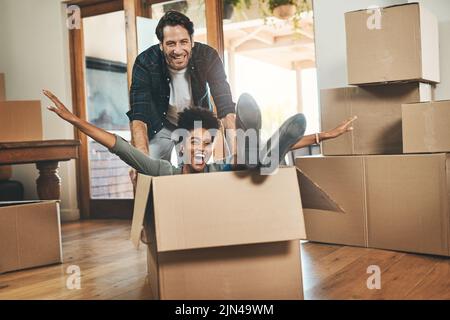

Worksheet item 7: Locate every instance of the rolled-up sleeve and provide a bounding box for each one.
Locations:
[206,49,236,119]
[127,55,153,124]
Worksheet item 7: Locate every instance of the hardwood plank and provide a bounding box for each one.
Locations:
[305,248,405,300]
[1,220,450,300]
[405,260,450,300]
[302,245,371,292]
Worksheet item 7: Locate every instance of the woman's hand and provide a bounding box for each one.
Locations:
[43,89,77,123]
[324,116,357,139]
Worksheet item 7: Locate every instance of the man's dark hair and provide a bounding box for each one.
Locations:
[155,10,194,42]
[178,108,220,132]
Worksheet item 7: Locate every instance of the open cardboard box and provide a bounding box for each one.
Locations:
[0,200,63,274]
[130,167,343,300]
[345,3,440,85]
[296,155,450,256]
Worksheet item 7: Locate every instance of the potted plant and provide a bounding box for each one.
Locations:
[268,0,297,20]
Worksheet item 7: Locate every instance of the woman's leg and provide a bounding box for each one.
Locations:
[234,93,262,169]
[259,113,307,174]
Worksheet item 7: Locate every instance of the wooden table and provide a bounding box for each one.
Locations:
[0,140,80,200]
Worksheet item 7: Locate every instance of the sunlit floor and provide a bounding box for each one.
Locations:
[0,220,449,300]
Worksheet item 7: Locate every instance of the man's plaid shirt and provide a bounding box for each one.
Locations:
[127,42,236,138]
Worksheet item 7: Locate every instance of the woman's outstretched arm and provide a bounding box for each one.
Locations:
[290,115,357,150]
[43,89,116,149]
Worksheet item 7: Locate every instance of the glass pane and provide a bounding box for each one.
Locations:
[151,0,206,44]
[83,11,133,199]
[222,0,318,140]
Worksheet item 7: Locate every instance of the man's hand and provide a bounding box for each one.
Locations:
[324,116,357,139]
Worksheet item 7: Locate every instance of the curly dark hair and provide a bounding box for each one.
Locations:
[155,10,194,42]
[177,108,220,132]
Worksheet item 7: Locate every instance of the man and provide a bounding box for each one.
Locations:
[43,90,356,176]
[127,11,237,180]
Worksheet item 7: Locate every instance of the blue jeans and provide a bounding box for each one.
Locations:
[235,93,307,173]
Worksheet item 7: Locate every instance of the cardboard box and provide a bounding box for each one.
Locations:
[321,83,431,155]
[402,100,450,153]
[0,73,5,101]
[0,101,43,142]
[345,3,440,85]
[0,200,63,274]
[131,167,343,300]
[296,155,450,256]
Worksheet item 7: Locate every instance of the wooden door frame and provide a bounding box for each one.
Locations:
[67,0,224,219]
[67,0,148,219]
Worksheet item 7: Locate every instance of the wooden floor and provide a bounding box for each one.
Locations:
[0,220,449,300]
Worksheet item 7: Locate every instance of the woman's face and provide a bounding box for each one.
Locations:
[183,128,214,173]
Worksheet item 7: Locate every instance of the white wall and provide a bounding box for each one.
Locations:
[411,0,450,101]
[0,0,79,221]
[312,0,406,90]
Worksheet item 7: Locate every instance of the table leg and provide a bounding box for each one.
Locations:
[36,161,61,200]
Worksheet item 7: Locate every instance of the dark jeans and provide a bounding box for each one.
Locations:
[235,93,307,174]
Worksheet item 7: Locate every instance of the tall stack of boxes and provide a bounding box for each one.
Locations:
[296,3,450,256]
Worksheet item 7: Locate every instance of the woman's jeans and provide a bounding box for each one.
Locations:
[235,93,307,174]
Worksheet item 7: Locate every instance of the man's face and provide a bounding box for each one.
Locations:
[184,128,214,173]
[160,25,193,70]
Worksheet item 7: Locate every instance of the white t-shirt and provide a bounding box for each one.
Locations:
[166,67,193,125]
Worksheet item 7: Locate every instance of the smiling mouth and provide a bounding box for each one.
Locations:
[172,55,186,61]
[194,152,205,164]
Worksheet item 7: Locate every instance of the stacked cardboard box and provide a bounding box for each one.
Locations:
[131,167,343,299]
[0,74,59,274]
[296,3,449,256]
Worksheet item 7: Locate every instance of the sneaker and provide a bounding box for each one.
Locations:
[259,113,307,174]
[235,93,262,169]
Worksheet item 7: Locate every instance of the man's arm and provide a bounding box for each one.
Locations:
[130,120,149,155]
[128,54,156,156]
[290,116,357,150]
[206,48,237,155]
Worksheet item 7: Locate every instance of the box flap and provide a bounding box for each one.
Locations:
[130,174,153,249]
[296,168,345,213]
[0,200,58,208]
[152,167,305,252]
